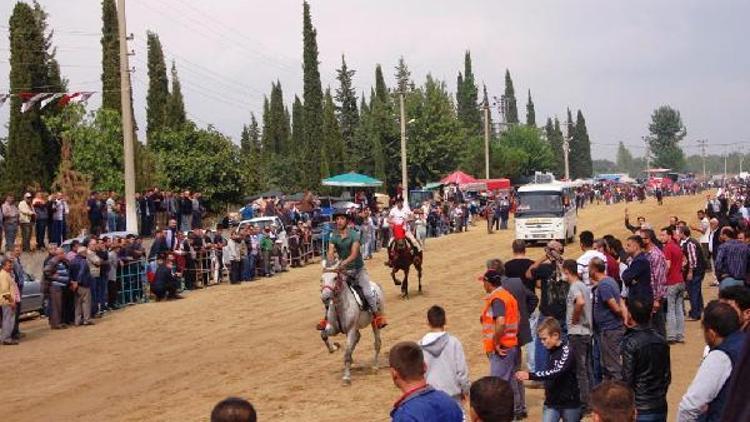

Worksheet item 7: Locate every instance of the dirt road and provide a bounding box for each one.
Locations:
[6,194,708,421]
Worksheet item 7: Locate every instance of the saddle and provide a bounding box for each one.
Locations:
[343,273,375,312]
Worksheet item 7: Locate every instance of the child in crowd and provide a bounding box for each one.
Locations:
[418,305,470,404]
[516,317,582,422]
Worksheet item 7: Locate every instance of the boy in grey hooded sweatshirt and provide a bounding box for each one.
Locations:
[419,305,470,403]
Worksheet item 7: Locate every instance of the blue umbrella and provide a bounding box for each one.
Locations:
[321,172,383,187]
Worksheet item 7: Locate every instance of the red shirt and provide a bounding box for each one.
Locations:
[663,240,684,285]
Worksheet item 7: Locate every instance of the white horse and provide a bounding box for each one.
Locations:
[319,267,384,384]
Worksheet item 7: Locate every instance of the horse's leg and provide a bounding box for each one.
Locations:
[401,267,409,299]
[342,328,358,385]
[372,325,381,372]
[391,268,401,286]
[321,329,339,354]
[417,259,423,293]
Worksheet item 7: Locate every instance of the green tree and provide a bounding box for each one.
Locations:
[482,84,493,133]
[456,51,481,135]
[545,117,565,177]
[526,90,536,127]
[322,88,345,177]
[100,0,120,111]
[146,31,169,139]
[301,1,324,188]
[502,69,519,124]
[593,159,617,174]
[405,75,464,186]
[394,56,413,93]
[5,2,60,192]
[569,110,593,178]
[335,55,359,165]
[369,64,398,189]
[164,60,186,129]
[616,141,634,175]
[150,123,242,208]
[500,125,554,176]
[647,105,686,170]
[263,81,290,154]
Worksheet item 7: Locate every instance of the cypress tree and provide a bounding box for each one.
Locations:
[302,1,324,188]
[291,95,304,151]
[335,55,359,163]
[322,88,345,177]
[545,117,565,177]
[146,31,169,139]
[370,64,398,189]
[100,0,120,111]
[261,96,270,149]
[503,69,519,124]
[5,2,57,192]
[394,56,412,93]
[266,81,290,154]
[526,90,536,127]
[165,60,186,129]
[456,51,481,134]
[570,109,593,178]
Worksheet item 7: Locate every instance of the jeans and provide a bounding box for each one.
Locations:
[651,300,666,339]
[598,327,625,381]
[526,310,539,372]
[4,222,18,251]
[51,220,64,245]
[569,334,592,407]
[665,283,686,342]
[35,218,47,249]
[1,304,14,342]
[96,276,107,312]
[635,412,666,422]
[180,214,192,232]
[20,222,32,251]
[489,347,525,415]
[686,270,705,319]
[107,213,118,233]
[542,405,582,422]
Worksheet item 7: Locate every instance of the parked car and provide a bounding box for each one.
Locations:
[20,272,44,315]
[61,231,137,253]
[236,216,289,255]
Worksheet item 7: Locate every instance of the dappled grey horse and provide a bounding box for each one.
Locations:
[319,268,383,384]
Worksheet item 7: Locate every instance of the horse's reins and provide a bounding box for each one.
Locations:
[321,268,346,331]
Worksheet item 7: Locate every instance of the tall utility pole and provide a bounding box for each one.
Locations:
[562,134,570,180]
[643,136,650,173]
[117,0,137,232]
[399,91,408,205]
[697,139,708,180]
[483,100,490,179]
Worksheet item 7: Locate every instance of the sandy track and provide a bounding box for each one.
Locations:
[7,194,708,421]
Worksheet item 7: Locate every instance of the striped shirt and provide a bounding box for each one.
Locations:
[716,240,749,281]
[646,246,667,301]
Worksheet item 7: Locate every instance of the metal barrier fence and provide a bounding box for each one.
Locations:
[117,259,149,305]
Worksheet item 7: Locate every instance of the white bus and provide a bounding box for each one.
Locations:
[514,182,577,244]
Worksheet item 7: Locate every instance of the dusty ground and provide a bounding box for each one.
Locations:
[6,194,709,421]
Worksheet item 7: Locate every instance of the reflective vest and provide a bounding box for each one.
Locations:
[481,287,519,352]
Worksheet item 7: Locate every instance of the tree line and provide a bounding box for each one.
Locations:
[3,1,597,210]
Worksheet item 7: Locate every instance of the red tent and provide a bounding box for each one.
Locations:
[480,178,511,191]
[441,171,477,185]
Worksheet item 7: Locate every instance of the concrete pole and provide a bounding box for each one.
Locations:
[563,136,570,180]
[399,91,408,205]
[117,0,137,232]
[483,102,490,179]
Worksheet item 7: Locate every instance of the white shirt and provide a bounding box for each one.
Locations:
[677,350,733,421]
[388,206,412,225]
[698,217,710,243]
[577,250,607,286]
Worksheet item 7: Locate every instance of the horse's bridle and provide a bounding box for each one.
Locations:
[321,268,344,295]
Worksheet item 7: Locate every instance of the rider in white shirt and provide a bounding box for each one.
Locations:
[387,198,422,255]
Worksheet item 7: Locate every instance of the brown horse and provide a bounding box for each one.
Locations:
[389,238,423,299]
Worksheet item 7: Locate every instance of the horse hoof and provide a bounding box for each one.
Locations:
[393,281,401,286]
[342,377,352,386]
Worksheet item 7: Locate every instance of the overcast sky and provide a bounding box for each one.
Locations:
[1,0,748,161]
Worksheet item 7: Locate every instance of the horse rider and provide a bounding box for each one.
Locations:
[386,197,422,262]
[317,208,388,330]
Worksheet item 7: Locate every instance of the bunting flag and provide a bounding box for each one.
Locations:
[20,92,53,113]
[40,93,65,109]
[0,91,97,112]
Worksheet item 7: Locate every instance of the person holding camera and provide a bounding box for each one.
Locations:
[525,240,569,379]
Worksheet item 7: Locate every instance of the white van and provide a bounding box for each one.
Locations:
[514,182,577,244]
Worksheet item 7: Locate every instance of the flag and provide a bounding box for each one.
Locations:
[59,91,95,107]
[20,92,53,113]
[40,93,65,109]
[0,93,8,109]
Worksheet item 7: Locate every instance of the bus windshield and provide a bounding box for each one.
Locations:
[515,192,564,217]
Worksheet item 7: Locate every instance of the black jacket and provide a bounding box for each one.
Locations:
[529,341,580,409]
[621,326,671,414]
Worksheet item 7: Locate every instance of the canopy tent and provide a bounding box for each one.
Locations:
[479,178,511,191]
[423,182,444,191]
[441,170,477,185]
[321,172,383,188]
